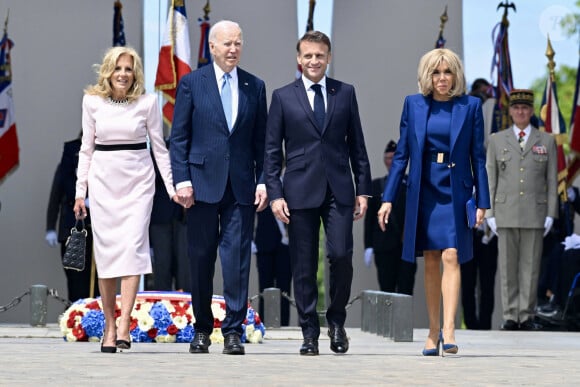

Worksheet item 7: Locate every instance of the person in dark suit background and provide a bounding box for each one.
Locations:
[45,134,98,302]
[149,140,190,293]
[264,31,372,356]
[378,48,490,356]
[254,205,291,326]
[170,20,268,356]
[364,140,416,295]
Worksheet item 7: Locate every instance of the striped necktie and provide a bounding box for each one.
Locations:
[221,73,232,130]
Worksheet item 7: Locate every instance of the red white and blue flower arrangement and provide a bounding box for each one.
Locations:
[59,291,265,344]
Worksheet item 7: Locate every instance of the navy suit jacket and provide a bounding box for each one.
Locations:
[264,77,371,208]
[382,94,490,264]
[170,64,267,204]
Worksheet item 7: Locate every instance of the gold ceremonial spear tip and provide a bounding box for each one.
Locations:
[546,35,556,75]
[203,0,211,18]
[440,5,448,27]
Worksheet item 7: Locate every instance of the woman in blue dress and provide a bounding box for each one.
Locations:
[378,48,490,356]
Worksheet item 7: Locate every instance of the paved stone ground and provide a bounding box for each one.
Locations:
[0,324,579,386]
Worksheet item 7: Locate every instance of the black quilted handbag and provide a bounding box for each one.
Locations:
[62,219,87,271]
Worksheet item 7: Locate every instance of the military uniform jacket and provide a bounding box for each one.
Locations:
[486,126,558,228]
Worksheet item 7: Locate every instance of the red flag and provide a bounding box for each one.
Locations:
[154,0,192,127]
[540,72,567,198]
[0,26,19,182]
[568,41,580,184]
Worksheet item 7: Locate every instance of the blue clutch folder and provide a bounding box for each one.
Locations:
[466,197,476,228]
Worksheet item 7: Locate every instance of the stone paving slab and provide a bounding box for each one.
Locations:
[0,324,579,386]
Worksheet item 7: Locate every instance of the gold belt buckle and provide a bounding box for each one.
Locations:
[437,152,444,163]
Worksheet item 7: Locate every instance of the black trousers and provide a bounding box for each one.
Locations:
[289,189,353,339]
[374,248,416,295]
[460,229,498,330]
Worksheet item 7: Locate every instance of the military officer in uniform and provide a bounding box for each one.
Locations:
[486,89,558,331]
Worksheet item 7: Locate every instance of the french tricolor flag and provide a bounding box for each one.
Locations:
[0,28,19,182]
[155,0,192,127]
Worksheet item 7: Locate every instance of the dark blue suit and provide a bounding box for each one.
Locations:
[382,94,490,264]
[264,77,371,339]
[170,64,267,336]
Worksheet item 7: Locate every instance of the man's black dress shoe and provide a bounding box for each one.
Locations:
[328,326,349,354]
[500,319,519,331]
[189,331,211,354]
[520,318,542,331]
[299,338,319,356]
[223,333,245,355]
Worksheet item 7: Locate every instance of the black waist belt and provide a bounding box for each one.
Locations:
[429,152,449,164]
[94,143,147,151]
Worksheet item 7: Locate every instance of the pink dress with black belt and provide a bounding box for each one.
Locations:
[75,94,176,278]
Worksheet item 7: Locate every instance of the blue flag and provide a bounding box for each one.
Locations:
[113,1,126,47]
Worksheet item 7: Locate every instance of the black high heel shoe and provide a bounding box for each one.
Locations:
[101,344,117,353]
[440,330,459,356]
[116,339,131,350]
[421,332,441,356]
[101,336,117,353]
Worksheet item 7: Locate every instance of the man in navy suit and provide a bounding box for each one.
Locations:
[170,20,268,355]
[264,31,371,355]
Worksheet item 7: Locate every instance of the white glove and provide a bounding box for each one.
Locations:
[84,198,90,208]
[364,247,374,267]
[251,241,258,255]
[567,187,576,202]
[45,230,58,247]
[487,217,498,236]
[543,217,554,237]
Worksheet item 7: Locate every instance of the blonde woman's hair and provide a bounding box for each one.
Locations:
[417,48,466,98]
[84,46,145,102]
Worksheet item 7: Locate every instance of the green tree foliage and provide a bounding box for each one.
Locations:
[560,0,580,37]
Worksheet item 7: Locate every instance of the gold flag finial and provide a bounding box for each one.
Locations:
[203,0,211,19]
[439,5,448,34]
[546,35,556,81]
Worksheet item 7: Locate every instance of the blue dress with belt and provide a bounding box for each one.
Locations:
[416,99,456,251]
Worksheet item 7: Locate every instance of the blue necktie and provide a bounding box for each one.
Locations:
[311,84,325,130]
[221,73,232,130]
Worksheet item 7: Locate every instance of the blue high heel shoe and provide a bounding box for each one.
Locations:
[440,330,459,356]
[421,332,441,356]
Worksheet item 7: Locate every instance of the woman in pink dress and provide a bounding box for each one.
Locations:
[73,46,178,353]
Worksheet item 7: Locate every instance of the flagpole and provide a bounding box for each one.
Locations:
[435,5,448,48]
[542,36,568,200]
[545,36,555,83]
[4,9,9,34]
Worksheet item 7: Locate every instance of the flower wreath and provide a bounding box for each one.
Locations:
[59,291,265,344]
